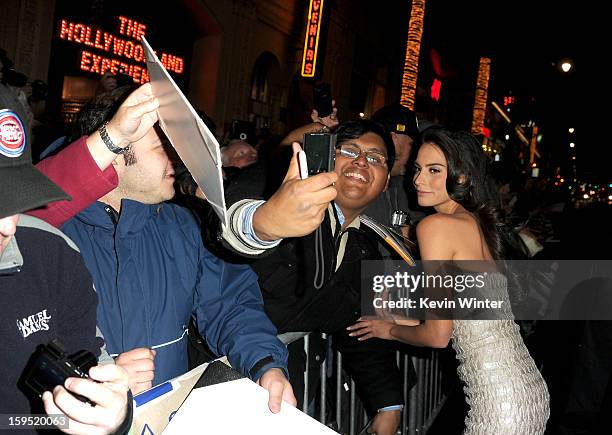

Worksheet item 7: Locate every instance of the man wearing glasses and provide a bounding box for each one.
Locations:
[209,119,406,435]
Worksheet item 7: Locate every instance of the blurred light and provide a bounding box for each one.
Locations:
[583,194,589,199]
[590,190,595,195]
[494,154,500,161]
[537,134,543,143]
[532,163,537,168]
[504,134,510,140]
[609,195,612,201]
[554,182,559,186]
[400,0,425,110]
[572,156,576,160]
[568,128,575,133]
[358,112,365,118]
[560,178,565,183]
[561,62,573,73]
[471,57,491,135]
[569,142,575,148]
[492,102,512,124]
[431,78,442,101]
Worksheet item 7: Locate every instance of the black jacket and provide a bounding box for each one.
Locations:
[195,159,413,412]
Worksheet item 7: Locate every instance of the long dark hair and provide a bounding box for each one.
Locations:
[418,128,522,260]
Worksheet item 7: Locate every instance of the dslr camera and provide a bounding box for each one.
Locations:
[22,339,97,403]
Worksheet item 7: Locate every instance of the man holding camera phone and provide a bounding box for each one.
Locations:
[0,86,131,434]
[207,117,406,435]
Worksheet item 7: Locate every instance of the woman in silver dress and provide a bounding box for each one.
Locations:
[348,128,549,434]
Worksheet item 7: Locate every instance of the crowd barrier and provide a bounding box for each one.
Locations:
[301,333,448,435]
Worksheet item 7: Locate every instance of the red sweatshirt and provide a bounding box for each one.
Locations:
[29,137,119,228]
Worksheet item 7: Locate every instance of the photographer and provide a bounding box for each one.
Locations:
[1,90,131,434]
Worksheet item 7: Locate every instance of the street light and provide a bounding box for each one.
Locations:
[570,142,575,148]
[561,61,573,73]
[568,127,575,134]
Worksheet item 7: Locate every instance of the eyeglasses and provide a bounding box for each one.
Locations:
[337,143,387,167]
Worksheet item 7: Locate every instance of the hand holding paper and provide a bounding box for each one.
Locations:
[257,368,297,413]
[105,83,159,149]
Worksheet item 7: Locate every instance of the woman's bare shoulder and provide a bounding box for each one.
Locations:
[417,212,480,245]
[417,213,467,234]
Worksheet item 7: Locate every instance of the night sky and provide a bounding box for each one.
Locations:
[418,0,596,180]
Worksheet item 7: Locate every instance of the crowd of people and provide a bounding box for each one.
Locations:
[1,46,601,435]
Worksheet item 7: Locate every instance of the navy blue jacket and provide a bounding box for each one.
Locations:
[62,200,287,385]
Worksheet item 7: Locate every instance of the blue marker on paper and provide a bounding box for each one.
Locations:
[134,381,175,407]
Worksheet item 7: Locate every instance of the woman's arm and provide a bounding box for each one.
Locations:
[347,318,452,348]
[348,215,456,348]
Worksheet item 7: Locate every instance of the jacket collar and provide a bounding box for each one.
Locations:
[0,235,23,275]
[76,199,162,234]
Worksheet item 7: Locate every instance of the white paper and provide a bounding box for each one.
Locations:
[141,36,228,228]
[132,362,211,434]
[163,378,336,434]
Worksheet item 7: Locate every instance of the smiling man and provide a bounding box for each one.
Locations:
[208,120,407,435]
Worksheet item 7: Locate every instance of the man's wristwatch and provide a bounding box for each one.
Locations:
[99,121,131,154]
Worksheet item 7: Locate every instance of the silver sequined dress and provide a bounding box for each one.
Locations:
[451,273,550,434]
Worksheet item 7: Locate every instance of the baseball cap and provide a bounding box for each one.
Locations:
[0,84,70,218]
[371,103,420,140]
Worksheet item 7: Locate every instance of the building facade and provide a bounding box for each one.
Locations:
[2,0,410,139]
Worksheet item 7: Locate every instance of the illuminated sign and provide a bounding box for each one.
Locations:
[301,0,324,78]
[503,96,515,106]
[471,57,491,136]
[57,16,184,84]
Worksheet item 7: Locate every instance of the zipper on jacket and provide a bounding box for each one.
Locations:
[104,205,119,227]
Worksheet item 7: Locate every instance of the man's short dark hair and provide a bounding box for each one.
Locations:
[335,119,395,170]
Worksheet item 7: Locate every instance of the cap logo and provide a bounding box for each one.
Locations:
[0,110,26,158]
[396,123,406,133]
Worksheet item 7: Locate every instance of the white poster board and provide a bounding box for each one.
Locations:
[142,36,228,227]
[163,378,337,434]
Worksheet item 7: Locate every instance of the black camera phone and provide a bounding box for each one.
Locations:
[303,132,336,176]
[23,339,97,404]
[230,120,256,144]
[313,82,333,118]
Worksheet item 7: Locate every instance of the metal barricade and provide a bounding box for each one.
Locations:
[302,333,447,435]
